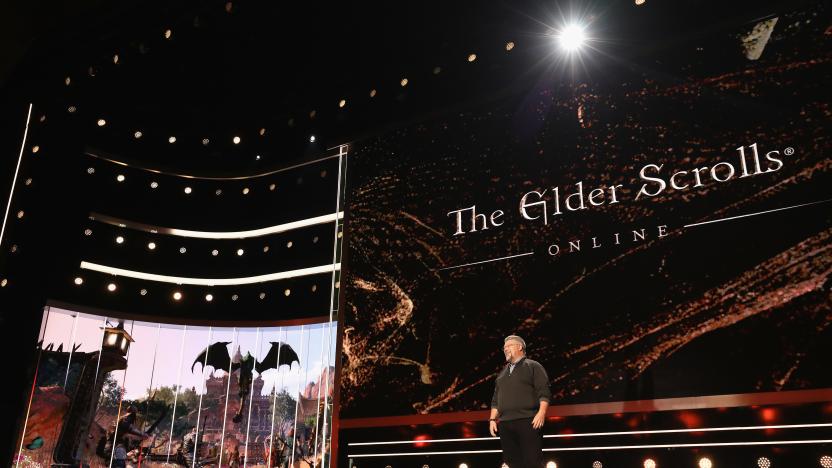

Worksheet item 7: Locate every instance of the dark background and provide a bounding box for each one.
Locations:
[1,0,830,465]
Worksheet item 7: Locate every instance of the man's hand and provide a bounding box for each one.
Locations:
[532,411,545,429]
[489,420,498,437]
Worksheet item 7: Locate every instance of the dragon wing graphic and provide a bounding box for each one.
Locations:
[255,341,300,374]
[191,341,233,373]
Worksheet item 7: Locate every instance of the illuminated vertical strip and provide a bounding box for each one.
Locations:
[267,328,285,468]
[109,321,136,468]
[51,309,76,457]
[289,325,306,468]
[192,327,214,468]
[140,323,162,468]
[321,144,346,468]
[63,312,80,388]
[218,328,238,467]
[298,328,313,465]
[166,325,188,464]
[319,321,335,468]
[38,306,51,339]
[243,328,262,468]
[14,306,50,468]
[77,316,110,463]
[311,325,325,467]
[300,327,314,465]
[0,103,32,249]
[53,310,78,458]
[328,145,346,324]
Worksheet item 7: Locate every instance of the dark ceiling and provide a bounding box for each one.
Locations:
[1,0,818,174]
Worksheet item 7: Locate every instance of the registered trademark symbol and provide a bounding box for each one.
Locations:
[784,147,795,156]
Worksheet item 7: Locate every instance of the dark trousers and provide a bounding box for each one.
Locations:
[498,417,543,468]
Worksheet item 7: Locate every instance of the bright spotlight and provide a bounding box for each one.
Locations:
[644,459,657,468]
[147,242,156,250]
[74,277,84,285]
[821,455,832,468]
[698,457,713,468]
[309,135,316,143]
[757,456,770,468]
[116,236,124,244]
[546,462,557,468]
[558,24,586,52]
[458,464,468,468]
[237,248,244,256]
[205,294,213,302]
[107,283,117,292]
[173,291,182,301]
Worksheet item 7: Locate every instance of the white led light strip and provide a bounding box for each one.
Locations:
[80,261,340,285]
[91,211,344,239]
[348,422,832,446]
[85,149,344,180]
[348,439,832,458]
[1,103,32,249]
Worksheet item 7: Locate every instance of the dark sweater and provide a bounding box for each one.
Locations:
[491,357,551,421]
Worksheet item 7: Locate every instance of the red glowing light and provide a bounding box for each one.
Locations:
[678,411,703,429]
[761,408,777,422]
[413,434,430,447]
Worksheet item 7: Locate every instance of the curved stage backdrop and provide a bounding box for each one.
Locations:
[15,307,337,468]
[339,10,831,422]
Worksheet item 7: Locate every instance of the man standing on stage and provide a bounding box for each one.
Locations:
[489,335,551,468]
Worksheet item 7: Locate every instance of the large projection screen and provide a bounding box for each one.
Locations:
[339,10,831,420]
